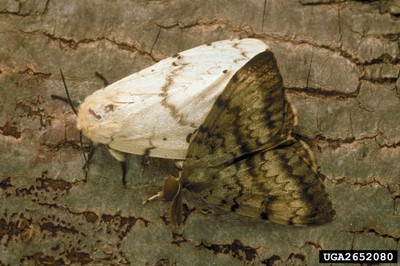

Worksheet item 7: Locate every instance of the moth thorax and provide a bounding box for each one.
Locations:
[182,166,215,189]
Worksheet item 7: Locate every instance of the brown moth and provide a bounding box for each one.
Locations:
[151,50,336,226]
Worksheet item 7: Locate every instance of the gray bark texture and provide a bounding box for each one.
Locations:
[1,0,399,265]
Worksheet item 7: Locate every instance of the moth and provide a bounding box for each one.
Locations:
[151,50,336,226]
[76,39,268,162]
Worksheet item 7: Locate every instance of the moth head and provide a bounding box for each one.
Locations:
[162,176,181,202]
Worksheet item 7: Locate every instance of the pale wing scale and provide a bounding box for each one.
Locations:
[77,39,268,160]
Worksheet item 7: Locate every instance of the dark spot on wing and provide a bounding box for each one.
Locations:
[104,104,115,113]
[186,131,196,143]
[88,109,101,120]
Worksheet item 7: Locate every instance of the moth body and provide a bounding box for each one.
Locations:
[76,39,269,161]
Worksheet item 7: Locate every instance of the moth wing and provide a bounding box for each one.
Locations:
[196,140,335,226]
[183,50,297,170]
[77,39,268,160]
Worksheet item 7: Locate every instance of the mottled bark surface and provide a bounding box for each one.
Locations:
[0,0,399,265]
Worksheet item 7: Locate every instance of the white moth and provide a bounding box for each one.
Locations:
[77,38,269,162]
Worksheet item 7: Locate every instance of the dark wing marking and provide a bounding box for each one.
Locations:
[195,140,335,226]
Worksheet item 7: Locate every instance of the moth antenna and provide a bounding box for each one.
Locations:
[95,71,109,87]
[59,68,78,116]
[82,144,96,170]
[50,94,81,108]
[80,131,88,162]
[50,94,69,104]
[51,71,92,172]
[58,69,93,168]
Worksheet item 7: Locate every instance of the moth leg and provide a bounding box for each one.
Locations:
[108,147,129,186]
[141,146,156,167]
[141,155,150,166]
[121,161,128,186]
[95,71,109,87]
[82,145,96,170]
[142,176,181,204]
[50,95,80,108]
[142,191,163,204]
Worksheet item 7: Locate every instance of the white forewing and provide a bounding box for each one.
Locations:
[77,38,269,160]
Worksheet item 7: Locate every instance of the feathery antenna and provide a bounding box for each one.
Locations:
[60,69,78,116]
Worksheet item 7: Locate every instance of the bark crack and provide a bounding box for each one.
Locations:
[197,239,260,263]
[346,227,400,243]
